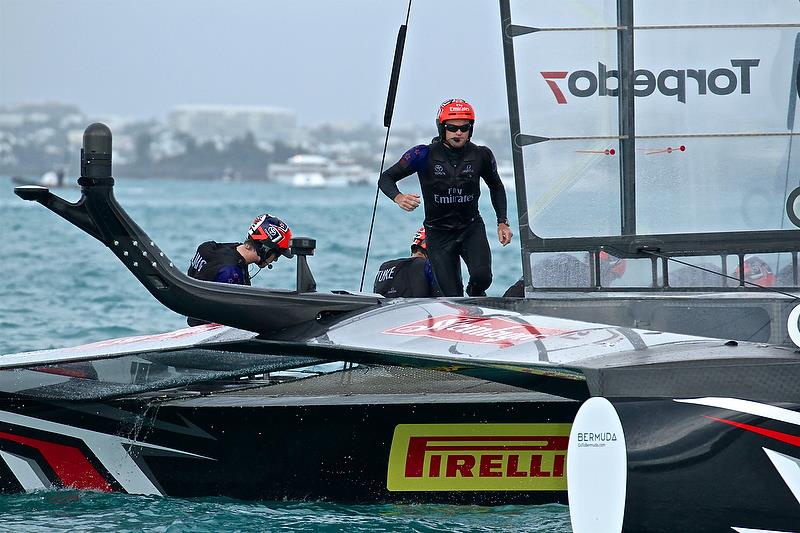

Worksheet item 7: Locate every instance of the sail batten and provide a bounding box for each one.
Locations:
[520,132,800,143]
[511,23,800,34]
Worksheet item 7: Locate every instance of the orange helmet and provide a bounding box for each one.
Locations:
[436,98,475,137]
[411,226,427,254]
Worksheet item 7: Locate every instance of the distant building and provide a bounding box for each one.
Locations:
[0,102,84,132]
[168,104,296,143]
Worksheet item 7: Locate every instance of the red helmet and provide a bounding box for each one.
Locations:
[599,251,627,279]
[436,98,475,137]
[734,256,776,287]
[247,214,293,261]
[411,226,427,254]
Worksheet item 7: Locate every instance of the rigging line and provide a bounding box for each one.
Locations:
[359,0,412,292]
[638,249,800,300]
[535,131,800,142]
[533,25,625,32]
[635,22,800,31]
[638,132,800,139]
[530,23,800,32]
[361,132,393,291]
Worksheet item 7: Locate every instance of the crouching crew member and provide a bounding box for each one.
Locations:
[374,227,438,298]
[186,213,292,325]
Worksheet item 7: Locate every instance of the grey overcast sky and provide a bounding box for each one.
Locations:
[0,0,508,127]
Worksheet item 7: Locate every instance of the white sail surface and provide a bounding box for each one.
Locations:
[505,0,800,288]
[508,0,800,237]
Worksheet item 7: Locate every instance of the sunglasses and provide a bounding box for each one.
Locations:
[443,123,471,133]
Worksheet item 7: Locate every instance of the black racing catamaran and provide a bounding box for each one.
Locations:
[4,1,800,532]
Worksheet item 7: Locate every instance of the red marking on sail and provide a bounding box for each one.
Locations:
[575,148,616,155]
[384,314,571,347]
[706,416,800,447]
[540,72,569,104]
[0,431,113,491]
[644,145,686,155]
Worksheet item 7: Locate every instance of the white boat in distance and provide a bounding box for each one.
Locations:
[268,154,372,188]
[11,169,76,189]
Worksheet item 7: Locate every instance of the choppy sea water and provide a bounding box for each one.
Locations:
[0,491,571,532]
[0,176,570,532]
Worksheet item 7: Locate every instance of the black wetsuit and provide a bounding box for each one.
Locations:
[186,241,250,325]
[378,139,508,296]
[503,278,525,297]
[373,257,437,298]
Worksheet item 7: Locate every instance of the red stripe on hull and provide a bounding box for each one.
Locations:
[0,431,112,491]
[706,416,800,447]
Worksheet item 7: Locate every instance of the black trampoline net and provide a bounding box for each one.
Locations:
[0,349,324,401]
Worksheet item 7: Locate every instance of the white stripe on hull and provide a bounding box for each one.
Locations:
[0,451,51,492]
[0,410,213,495]
[675,398,800,426]
[764,448,800,505]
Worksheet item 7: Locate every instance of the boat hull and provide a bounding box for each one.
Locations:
[0,367,578,504]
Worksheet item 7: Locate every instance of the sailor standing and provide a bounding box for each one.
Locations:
[378,98,512,296]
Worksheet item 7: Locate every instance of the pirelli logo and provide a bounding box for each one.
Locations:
[387,423,570,491]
